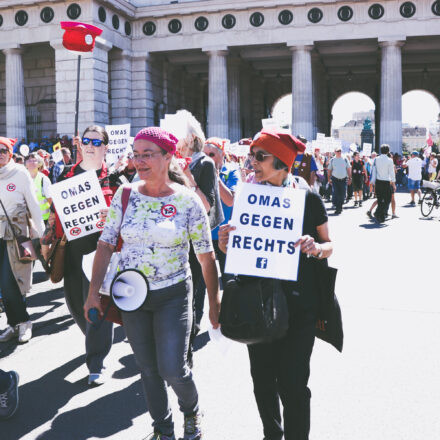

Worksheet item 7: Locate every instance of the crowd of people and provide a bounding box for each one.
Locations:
[0,114,438,438]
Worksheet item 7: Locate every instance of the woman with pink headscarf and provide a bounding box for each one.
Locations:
[84,127,220,440]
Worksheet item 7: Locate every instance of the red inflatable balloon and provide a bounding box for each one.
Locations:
[60,21,103,53]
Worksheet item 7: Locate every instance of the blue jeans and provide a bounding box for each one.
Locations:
[122,278,198,436]
[0,239,29,327]
[331,177,347,211]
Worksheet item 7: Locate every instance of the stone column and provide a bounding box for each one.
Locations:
[50,38,112,136]
[379,39,404,154]
[228,56,241,142]
[3,47,26,139]
[240,66,252,138]
[205,49,228,138]
[290,44,314,140]
[109,50,132,124]
[131,53,154,135]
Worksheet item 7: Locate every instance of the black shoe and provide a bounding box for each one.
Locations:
[335,210,342,215]
[0,371,19,420]
[359,201,362,207]
[354,201,358,207]
[367,210,372,219]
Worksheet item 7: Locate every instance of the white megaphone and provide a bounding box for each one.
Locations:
[110,269,149,312]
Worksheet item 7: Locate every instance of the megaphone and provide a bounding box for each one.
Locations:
[110,269,149,312]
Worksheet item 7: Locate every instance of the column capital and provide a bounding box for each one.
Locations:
[378,37,406,48]
[2,46,24,56]
[287,41,314,52]
[203,47,228,57]
[95,37,113,52]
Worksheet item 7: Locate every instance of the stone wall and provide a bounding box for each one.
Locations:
[0,54,5,136]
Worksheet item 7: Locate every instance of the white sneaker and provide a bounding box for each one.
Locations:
[0,326,18,343]
[17,321,32,344]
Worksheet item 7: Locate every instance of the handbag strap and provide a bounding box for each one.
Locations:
[0,198,19,240]
[116,186,131,252]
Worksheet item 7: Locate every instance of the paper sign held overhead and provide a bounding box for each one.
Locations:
[224,183,306,281]
[105,123,131,167]
[50,170,108,241]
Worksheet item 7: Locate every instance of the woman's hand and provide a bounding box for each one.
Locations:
[209,297,221,329]
[99,208,109,222]
[294,235,319,256]
[84,292,103,323]
[218,223,236,254]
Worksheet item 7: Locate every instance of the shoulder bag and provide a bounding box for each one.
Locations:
[219,275,289,345]
[0,198,37,263]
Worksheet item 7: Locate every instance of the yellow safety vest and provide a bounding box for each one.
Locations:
[34,173,50,221]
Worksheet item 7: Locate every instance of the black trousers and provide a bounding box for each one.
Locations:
[0,239,29,327]
[247,295,316,440]
[374,179,392,222]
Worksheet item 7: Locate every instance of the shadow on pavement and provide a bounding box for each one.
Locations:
[193,331,210,352]
[112,354,139,380]
[33,270,49,284]
[37,380,145,440]
[358,222,388,229]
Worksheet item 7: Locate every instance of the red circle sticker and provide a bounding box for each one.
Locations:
[6,183,16,192]
[70,227,81,236]
[161,204,177,218]
[96,220,105,229]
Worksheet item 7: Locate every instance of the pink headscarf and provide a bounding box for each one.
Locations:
[0,137,16,154]
[134,127,178,155]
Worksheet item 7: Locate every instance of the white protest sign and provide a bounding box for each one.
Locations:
[316,133,325,141]
[52,149,63,163]
[50,170,108,241]
[224,183,306,281]
[363,143,372,156]
[105,123,130,166]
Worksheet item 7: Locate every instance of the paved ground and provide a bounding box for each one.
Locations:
[1,191,440,440]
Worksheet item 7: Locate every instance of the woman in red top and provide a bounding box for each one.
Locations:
[43,125,121,386]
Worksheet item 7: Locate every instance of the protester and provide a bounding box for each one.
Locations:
[194,137,239,325]
[0,137,44,344]
[351,152,367,207]
[327,146,352,215]
[24,153,52,224]
[51,147,72,183]
[84,127,220,440]
[173,111,224,334]
[402,151,423,205]
[370,144,396,223]
[292,136,317,187]
[218,127,333,440]
[42,125,121,386]
[428,152,438,181]
[0,369,19,420]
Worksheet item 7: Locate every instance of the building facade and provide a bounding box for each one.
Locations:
[1,0,440,153]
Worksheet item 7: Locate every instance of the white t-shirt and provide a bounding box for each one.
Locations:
[406,157,423,181]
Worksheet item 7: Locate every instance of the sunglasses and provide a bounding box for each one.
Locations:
[82,137,105,147]
[249,151,273,162]
[0,148,9,155]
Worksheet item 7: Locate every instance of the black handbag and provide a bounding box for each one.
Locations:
[314,262,344,352]
[219,276,289,345]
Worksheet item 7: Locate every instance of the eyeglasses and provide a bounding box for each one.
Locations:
[0,148,9,155]
[249,151,273,162]
[133,152,163,161]
[82,137,105,147]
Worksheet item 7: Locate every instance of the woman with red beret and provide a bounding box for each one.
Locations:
[219,128,333,440]
[0,137,44,344]
[84,127,220,440]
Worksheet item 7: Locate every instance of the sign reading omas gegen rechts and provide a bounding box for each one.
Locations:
[224,183,306,281]
[51,170,108,241]
[105,123,131,167]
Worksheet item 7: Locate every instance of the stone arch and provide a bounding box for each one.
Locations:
[330,91,377,149]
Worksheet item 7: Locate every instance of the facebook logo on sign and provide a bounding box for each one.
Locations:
[256,258,268,269]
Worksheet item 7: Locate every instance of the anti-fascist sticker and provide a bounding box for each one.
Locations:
[6,183,16,192]
[96,220,105,229]
[161,204,177,218]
